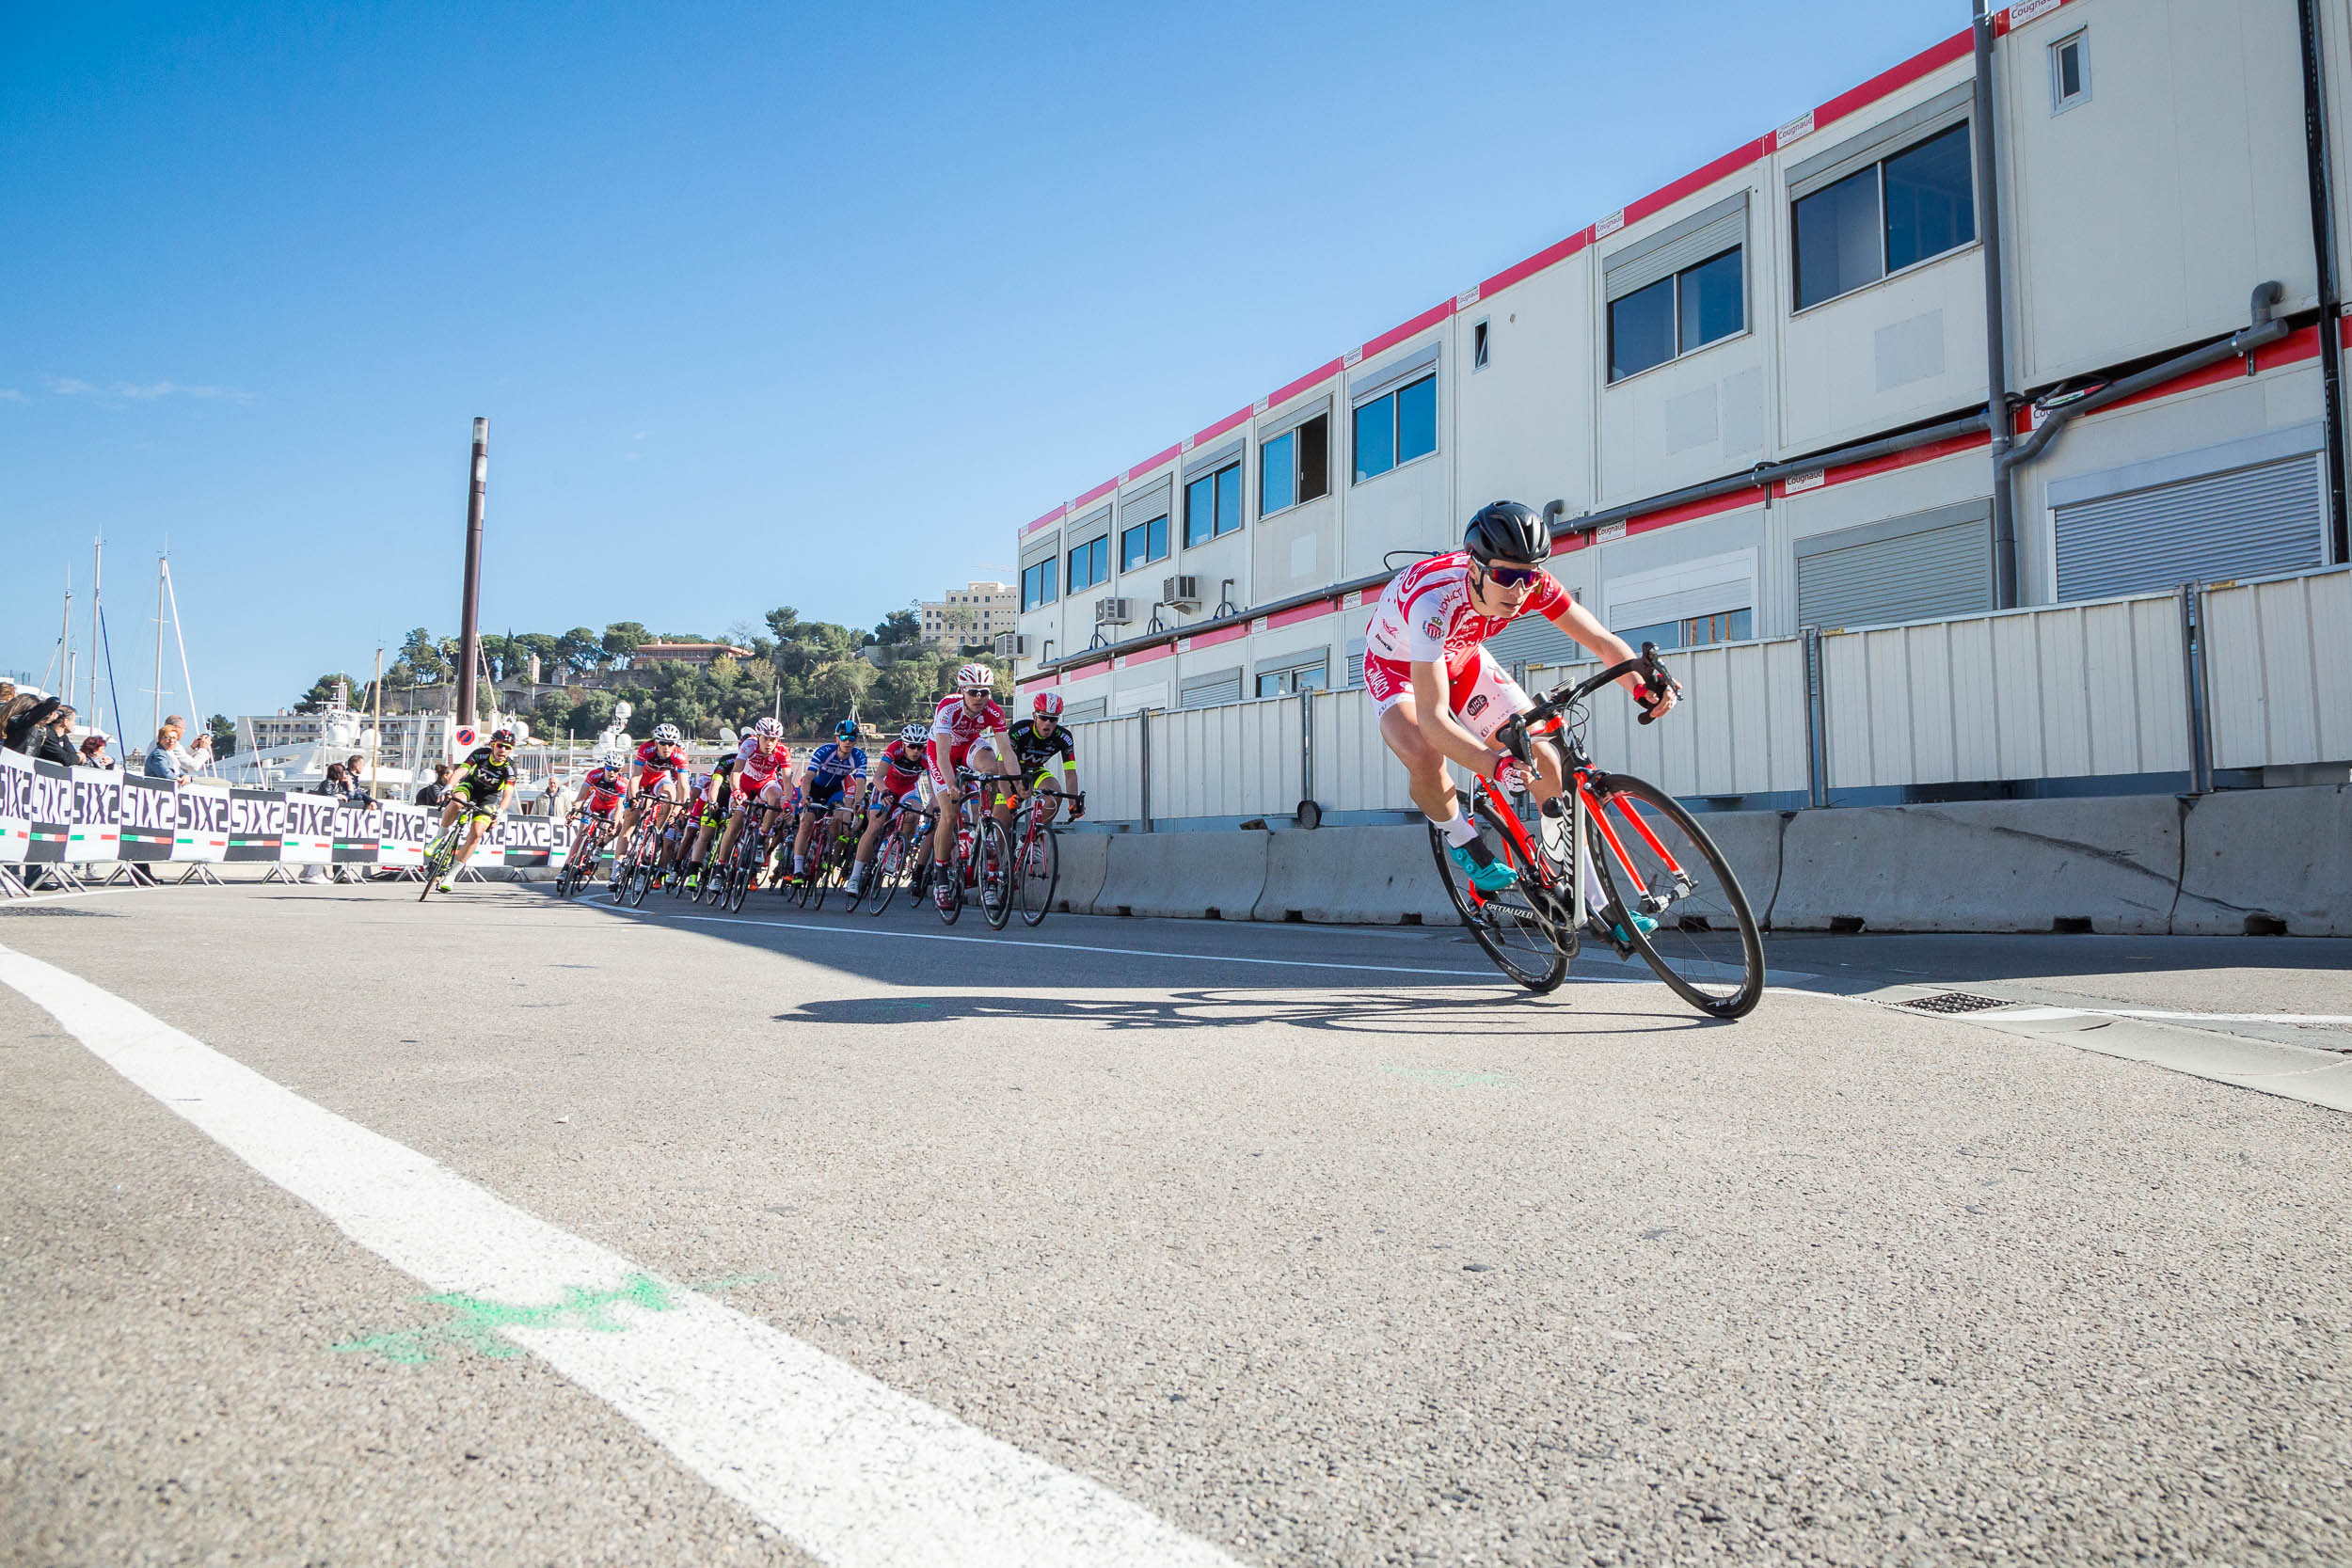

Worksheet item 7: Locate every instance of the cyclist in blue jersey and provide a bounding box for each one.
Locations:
[789,720,869,885]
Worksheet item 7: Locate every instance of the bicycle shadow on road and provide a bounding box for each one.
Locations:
[774,987,1719,1039]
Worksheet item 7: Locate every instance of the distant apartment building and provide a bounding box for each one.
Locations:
[628,641,753,668]
[921,582,1014,650]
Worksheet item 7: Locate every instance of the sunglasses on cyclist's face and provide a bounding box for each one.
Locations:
[1481,562,1542,589]
[962,688,989,700]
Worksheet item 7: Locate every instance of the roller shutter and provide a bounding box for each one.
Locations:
[1178,667,1243,708]
[2054,454,2323,602]
[1795,503,1992,630]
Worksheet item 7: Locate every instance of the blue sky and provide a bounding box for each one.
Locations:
[2,0,1960,726]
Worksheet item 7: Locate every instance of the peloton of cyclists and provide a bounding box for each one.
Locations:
[1365,500,1677,895]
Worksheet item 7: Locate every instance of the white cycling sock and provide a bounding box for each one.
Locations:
[1433,811,1478,848]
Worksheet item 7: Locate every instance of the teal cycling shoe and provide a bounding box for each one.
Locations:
[1591,910,1658,946]
[1446,841,1519,894]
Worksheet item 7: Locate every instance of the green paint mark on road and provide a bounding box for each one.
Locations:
[336,1274,675,1365]
[1380,1066,1510,1089]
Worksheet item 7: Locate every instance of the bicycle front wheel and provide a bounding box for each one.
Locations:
[1015,819,1057,927]
[1427,788,1568,993]
[1583,775,1765,1020]
[976,818,1013,930]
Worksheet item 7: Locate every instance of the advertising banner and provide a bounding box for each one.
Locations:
[117,775,177,863]
[333,801,380,865]
[493,815,557,868]
[227,789,285,863]
[173,783,230,862]
[377,801,429,869]
[0,749,29,863]
[63,768,120,863]
[278,793,335,866]
[23,759,73,864]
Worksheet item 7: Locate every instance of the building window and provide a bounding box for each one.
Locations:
[1793,122,1975,310]
[1067,536,1109,594]
[1258,415,1329,516]
[1184,461,1244,547]
[1255,658,1328,698]
[1353,373,1438,483]
[1021,558,1057,610]
[1614,607,1753,651]
[1608,247,1744,382]
[1472,319,1490,372]
[1120,514,1168,571]
[2051,30,2089,112]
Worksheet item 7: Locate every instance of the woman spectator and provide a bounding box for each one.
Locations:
[144,721,187,781]
[77,734,115,769]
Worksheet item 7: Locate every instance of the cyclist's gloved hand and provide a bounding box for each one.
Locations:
[1069,794,1087,820]
[1490,755,1532,796]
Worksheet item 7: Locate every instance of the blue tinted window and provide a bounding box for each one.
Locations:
[1609,277,1676,381]
[1260,431,1295,515]
[1184,475,1215,547]
[1883,124,1976,273]
[1215,465,1242,536]
[1678,248,1744,352]
[1793,166,1883,309]
[1121,515,1167,571]
[1067,536,1108,593]
[1396,376,1437,465]
[1354,395,1395,481]
[1021,558,1057,610]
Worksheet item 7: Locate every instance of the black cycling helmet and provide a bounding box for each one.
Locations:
[1463,500,1552,566]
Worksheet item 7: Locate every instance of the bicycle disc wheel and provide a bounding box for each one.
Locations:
[1582,774,1765,1020]
[1015,820,1057,927]
[976,818,1013,930]
[1426,789,1568,993]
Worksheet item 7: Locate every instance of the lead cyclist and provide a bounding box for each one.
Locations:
[1364,500,1677,895]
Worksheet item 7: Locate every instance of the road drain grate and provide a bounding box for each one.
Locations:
[1891,991,2014,1015]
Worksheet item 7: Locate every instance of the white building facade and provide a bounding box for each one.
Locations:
[1010,0,2351,733]
[924,581,1015,650]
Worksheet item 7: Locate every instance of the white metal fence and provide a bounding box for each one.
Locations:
[1058,569,2350,824]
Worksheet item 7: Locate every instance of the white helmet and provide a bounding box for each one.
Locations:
[754,716,782,738]
[898,722,928,746]
[651,722,682,746]
[599,750,626,770]
[955,662,993,691]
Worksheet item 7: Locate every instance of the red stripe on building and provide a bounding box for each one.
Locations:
[1123,643,1176,667]
[1188,623,1249,648]
[1265,360,1345,412]
[1024,505,1067,537]
[1126,443,1183,482]
[1266,599,1336,630]
[1629,489,1764,535]
[1070,477,1118,512]
[1359,300,1455,363]
[1807,29,1973,135]
[1620,137,1772,232]
[1478,230,1593,303]
[1192,406,1252,448]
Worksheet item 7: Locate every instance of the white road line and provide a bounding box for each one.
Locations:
[1986,1006,2352,1026]
[0,942,1238,1568]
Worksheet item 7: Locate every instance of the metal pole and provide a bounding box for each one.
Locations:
[1803,626,1829,809]
[1298,691,1314,822]
[151,555,167,740]
[88,538,103,734]
[369,645,385,798]
[1137,708,1152,832]
[1973,0,2019,608]
[454,418,488,736]
[162,559,200,746]
[2181,583,2215,795]
[2296,0,2349,563]
[57,570,73,709]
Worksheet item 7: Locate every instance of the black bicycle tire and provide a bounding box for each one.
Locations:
[1583,774,1765,1020]
[976,818,1012,930]
[1425,790,1568,993]
[867,822,903,915]
[1016,818,1058,927]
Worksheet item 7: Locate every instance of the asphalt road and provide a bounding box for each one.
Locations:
[4,879,2349,1567]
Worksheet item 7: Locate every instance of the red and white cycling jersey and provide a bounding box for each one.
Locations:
[925,693,1006,787]
[1362,550,1573,674]
[873,737,923,795]
[634,738,689,788]
[736,738,790,795]
[579,765,628,815]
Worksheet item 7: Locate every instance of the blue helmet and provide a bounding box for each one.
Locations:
[834,720,858,741]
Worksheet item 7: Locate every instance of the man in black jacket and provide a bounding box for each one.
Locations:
[7,698,80,766]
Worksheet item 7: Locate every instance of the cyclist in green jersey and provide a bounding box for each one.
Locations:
[435,727,518,893]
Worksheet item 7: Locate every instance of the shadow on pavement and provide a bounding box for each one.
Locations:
[776,987,1716,1039]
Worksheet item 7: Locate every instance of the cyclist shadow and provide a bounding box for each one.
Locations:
[775,987,1712,1038]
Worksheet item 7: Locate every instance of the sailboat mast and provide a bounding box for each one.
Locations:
[161,558,199,727]
[152,554,167,738]
[87,539,103,734]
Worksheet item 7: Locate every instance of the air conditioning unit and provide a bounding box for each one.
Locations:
[1162,575,1202,610]
[1094,596,1136,626]
[993,632,1033,659]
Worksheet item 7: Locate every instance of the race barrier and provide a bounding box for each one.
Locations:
[0,751,564,890]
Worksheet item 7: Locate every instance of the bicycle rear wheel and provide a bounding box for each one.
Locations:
[1427,788,1569,993]
[1015,817,1057,927]
[866,824,903,915]
[1583,774,1764,1020]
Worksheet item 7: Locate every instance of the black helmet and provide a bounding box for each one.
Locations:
[1464,500,1552,566]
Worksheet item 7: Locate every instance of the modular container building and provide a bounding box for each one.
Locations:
[1007,0,2352,762]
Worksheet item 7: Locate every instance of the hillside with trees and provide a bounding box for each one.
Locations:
[311,607,1008,742]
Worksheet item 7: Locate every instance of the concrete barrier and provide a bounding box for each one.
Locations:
[2173,784,2352,936]
[1094,830,1268,920]
[1251,825,1460,926]
[1052,831,1111,916]
[1689,811,1787,927]
[1773,796,2184,933]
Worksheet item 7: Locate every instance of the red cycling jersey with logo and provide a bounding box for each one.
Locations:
[580,765,628,815]
[1360,549,1572,737]
[634,739,691,792]
[925,694,1007,789]
[873,737,924,800]
[736,737,790,795]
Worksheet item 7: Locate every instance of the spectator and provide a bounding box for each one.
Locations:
[415,762,453,807]
[23,703,79,767]
[5,693,62,754]
[77,734,115,769]
[144,722,187,780]
[185,732,215,776]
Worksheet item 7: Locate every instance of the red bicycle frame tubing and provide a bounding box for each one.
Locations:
[1580,785,1652,903]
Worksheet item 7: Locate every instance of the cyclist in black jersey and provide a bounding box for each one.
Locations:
[434,728,518,892]
[997,693,1084,830]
